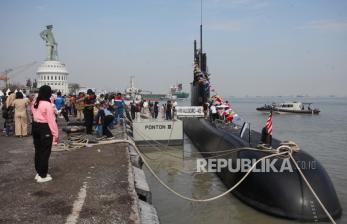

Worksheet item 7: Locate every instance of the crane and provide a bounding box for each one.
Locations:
[0,61,38,88]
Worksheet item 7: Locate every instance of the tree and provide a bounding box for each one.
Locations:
[26,78,32,90]
[8,82,24,92]
[69,83,80,95]
[32,79,38,89]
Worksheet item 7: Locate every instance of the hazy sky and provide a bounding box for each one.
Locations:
[0,0,346,97]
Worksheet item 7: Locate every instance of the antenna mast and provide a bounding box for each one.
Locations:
[199,0,203,70]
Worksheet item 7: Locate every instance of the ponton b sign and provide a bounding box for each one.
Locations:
[132,120,183,145]
[144,124,172,130]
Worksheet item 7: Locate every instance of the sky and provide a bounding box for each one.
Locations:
[0,0,346,97]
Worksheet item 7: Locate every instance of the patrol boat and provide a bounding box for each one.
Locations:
[182,24,342,221]
[257,102,320,114]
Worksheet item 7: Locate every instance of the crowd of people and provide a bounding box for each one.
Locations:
[1,85,181,183]
[1,86,241,143]
[1,88,179,140]
[0,89,120,137]
[1,90,33,137]
[0,83,237,185]
[204,95,241,125]
[0,86,130,183]
[129,99,177,121]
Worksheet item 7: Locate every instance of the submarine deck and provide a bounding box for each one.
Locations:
[212,119,282,148]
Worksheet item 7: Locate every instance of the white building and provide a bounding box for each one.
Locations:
[36,60,69,94]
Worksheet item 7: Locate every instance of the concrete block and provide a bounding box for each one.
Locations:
[139,200,160,224]
[133,166,152,203]
[129,146,143,168]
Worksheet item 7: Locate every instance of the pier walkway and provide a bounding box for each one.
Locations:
[0,121,140,224]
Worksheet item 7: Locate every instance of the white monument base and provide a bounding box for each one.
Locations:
[36,60,69,94]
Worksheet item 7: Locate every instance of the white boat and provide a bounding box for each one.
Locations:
[124,76,142,102]
[257,102,320,114]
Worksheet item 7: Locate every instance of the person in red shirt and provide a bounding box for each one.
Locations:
[114,93,125,125]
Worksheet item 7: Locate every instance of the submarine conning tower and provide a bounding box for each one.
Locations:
[186,22,342,223]
[191,24,210,106]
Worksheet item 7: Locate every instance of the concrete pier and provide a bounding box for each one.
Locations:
[0,123,141,223]
[139,200,160,224]
[133,166,152,203]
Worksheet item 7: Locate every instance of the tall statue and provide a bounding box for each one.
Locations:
[40,25,58,61]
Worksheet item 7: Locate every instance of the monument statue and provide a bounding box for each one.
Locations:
[37,25,69,94]
[40,25,58,61]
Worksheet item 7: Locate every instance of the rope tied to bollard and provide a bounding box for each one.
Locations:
[51,133,336,223]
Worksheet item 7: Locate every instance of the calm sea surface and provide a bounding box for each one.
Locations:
[141,97,347,224]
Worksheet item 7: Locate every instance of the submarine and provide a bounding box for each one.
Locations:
[182,24,342,222]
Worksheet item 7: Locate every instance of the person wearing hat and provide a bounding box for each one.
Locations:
[31,85,58,183]
[84,89,96,134]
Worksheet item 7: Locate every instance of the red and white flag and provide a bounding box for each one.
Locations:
[265,111,273,135]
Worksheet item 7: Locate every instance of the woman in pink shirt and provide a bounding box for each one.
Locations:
[31,85,58,183]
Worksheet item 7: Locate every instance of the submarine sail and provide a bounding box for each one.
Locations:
[191,23,210,106]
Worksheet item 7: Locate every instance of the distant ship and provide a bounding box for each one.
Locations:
[140,83,189,101]
[140,93,166,101]
[141,83,190,101]
[124,76,186,101]
[170,83,189,99]
[124,76,142,101]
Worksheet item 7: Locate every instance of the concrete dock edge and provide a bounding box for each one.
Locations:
[124,123,160,224]
[126,147,142,224]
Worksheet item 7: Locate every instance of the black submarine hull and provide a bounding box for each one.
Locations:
[183,118,342,221]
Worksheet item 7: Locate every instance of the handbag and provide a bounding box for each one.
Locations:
[95,124,103,137]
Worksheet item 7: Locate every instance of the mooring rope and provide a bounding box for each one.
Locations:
[289,153,336,224]
[124,139,336,223]
[131,123,274,157]
[52,130,336,223]
[131,124,279,162]
[131,139,288,202]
